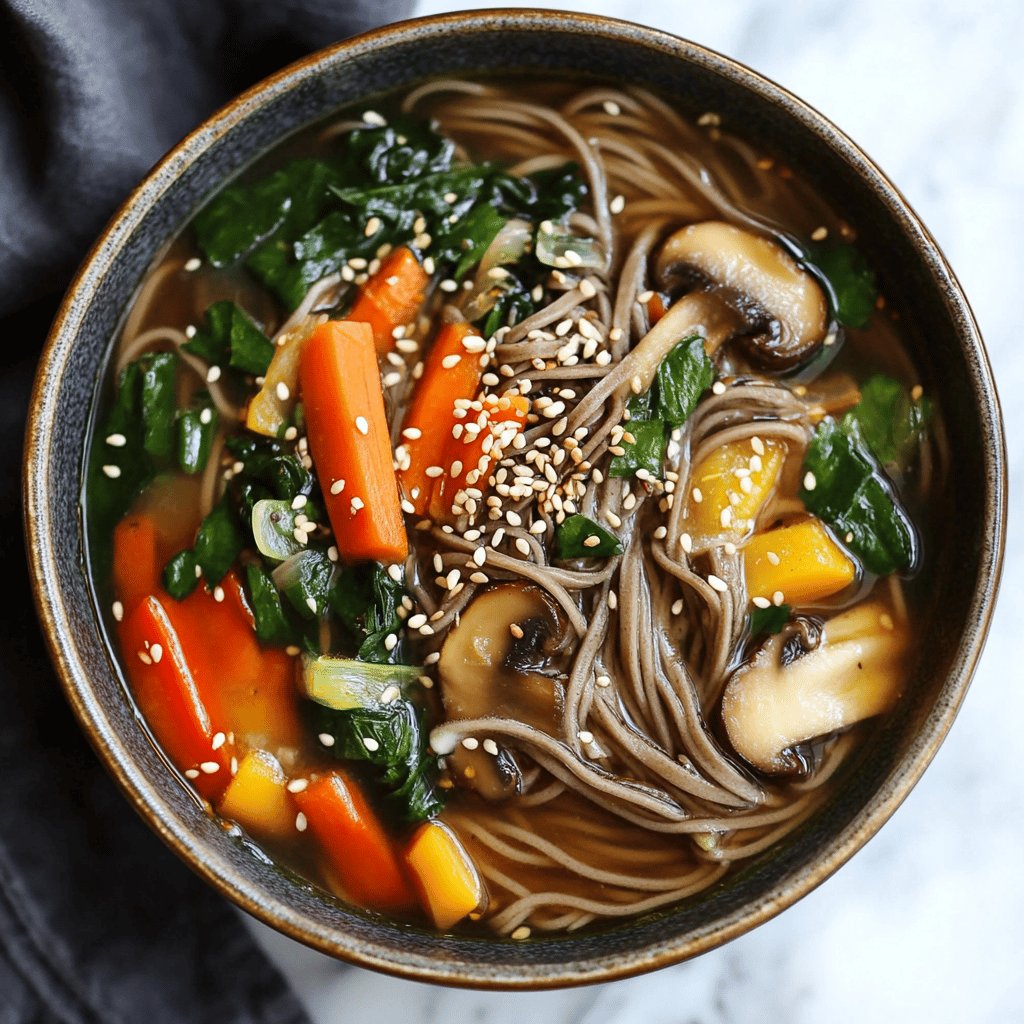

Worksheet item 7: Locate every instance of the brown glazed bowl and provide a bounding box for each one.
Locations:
[24,10,1005,989]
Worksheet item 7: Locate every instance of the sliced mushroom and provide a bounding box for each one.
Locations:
[656,221,828,371]
[721,601,906,773]
[436,583,568,799]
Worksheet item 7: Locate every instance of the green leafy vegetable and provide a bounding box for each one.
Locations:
[244,562,298,646]
[842,374,930,467]
[807,244,877,329]
[272,549,333,620]
[302,656,422,710]
[175,391,218,475]
[749,603,791,637]
[139,352,178,461]
[250,498,309,563]
[555,514,624,559]
[609,418,668,479]
[801,417,916,576]
[328,562,407,664]
[654,336,715,427]
[162,550,199,600]
[193,494,245,586]
[307,699,444,823]
[184,301,275,377]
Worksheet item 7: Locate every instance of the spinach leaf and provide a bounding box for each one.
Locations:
[193,494,244,585]
[555,514,623,559]
[162,550,199,600]
[175,391,218,475]
[654,335,714,427]
[807,243,877,329]
[608,418,667,479]
[139,352,178,462]
[801,417,916,576]
[749,603,791,637]
[344,116,455,185]
[519,163,588,223]
[307,699,444,823]
[328,562,406,664]
[272,549,333,620]
[185,301,274,377]
[842,374,930,468]
[443,203,507,281]
[245,561,298,646]
[225,435,314,502]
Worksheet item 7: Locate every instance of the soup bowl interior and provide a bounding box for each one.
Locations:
[24,10,1004,988]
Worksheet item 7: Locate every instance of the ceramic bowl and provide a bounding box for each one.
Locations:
[23,10,1005,988]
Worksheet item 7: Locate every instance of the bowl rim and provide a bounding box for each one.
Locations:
[23,7,1007,989]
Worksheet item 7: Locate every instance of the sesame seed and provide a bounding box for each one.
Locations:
[511,926,531,941]
[287,778,308,793]
[384,633,399,652]
[361,109,387,125]
[514,537,531,556]
[206,365,221,383]
[318,732,336,747]
[610,194,625,215]
[911,384,924,401]
[654,526,667,540]
[147,643,163,664]
[767,551,781,566]
[752,596,771,609]
[772,591,785,606]
[712,381,726,395]
[509,623,525,639]
[803,471,817,491]
[213,585,225,603]
[462,737,480,750]
[105,433,127,447]
[184,769,200,779]
[581,534,601,549]
[638,290,654,304]
[200,761,220,774]
[441,354,462,369]
[295,812,308,832]
[483,738,499,755]
[751,436,765,456]
[607,590,618,610]
[880,612,895,631]
[692,487,703,504]
[579,279,597,299]
[364,216,382,237]
[362,736,381,752]
[425,465,443,478]
[137,649,152,666]
[111,600,124,622]
[671,599,684,615]
[184,256,202,272]
[439,278,458,292]
[720,507,733,528]
[354,415,369,435]
[274,381,290,402]
[387,564,403,582]
[351,496,364,512]
[811,226,829,241]
[101,464,121,479]
[596,674,611,688]
[199,407,213,425]
[707,574,728,593]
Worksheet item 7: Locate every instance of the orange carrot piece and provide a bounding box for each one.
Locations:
[300,320,408,564]
[118,595,230,801]
[217,749,295,840]
[647,291,668,325]
[429,394,528,522]
[112,515,164,613]
[293,772,416,913]
[347,246,429,353]
[404,820,484,930]
[397,321,486,516]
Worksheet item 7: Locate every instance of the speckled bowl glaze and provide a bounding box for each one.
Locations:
[24,10,1005,989]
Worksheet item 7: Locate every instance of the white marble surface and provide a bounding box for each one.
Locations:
[244,2,1024,1020]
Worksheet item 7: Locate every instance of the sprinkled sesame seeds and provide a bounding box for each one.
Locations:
[441,353,462,369]
[200,761,220,775]
[361,109,386,126]
[362,736,381,752]
[579,730,594,744]
[102,464,121,479]
[607,591,618,610]
[766,550,781,566]
[439,278,458,292]
[707,574,729,593]
[671,599,684,615]
[318,732,335,747]
[803,471,817,491]
[287,778,308,794]
[579,278,597,299]
[350,496,364,512]
[772,591,785,606]
[691,487,703,504]
[213,585,225,603]
[752,596,771,609]
[275,381,290,402]
[610,194,625,215]
[712,381,726,395]
[462,737,480,750]
[355,415,369,435]
[482,738,499,756]
[596,674,611,688]
[509,623,525,640]
[295,812,308,832]
[511,926,531,941]
[384,633,399,652]
[206,365,221,383]
[184,769,200,779]
[811,226,829,241]
[879,612,895,631]
[184,256,202,272]
[751,436,765,456]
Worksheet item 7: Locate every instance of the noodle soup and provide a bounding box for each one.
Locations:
[87,76,932,937]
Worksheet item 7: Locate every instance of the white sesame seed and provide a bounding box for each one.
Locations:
[101,464,121,479]
[654,526,668,540]
[751,436,765,456]
[184,769,200,779]
[361,109,386,125]
[441,354,461,369]
[707,574,729,593]
[425,465,443,478]
[350,496,364,512]
[105,433,127,448]
[582,534,601,548]
[803,471,817,491]
[200,761,220,775]
[355,415,369,435]
[328,478,345,496]
[752,596,771,609]
[691,487,703,504]
[318,732,335,747]
[720,507,733,529]
[184,256,202,272]
[772,591,786,606]
[295,812,308,832]
[515,537,531,556]
[767,551,781,566]
[137,649,152,666]
[384,633,398,652]
[609,194,625,215]
[362,736,381,752]
[579,730,594,744]
[509,623,525,639]
[579,279,597,299]
[462,737,480,750]
[439,279,458,292]
[213,585,225,603]
[304,597,317,615]
[671,599,684,615]
[607,591,618,610]
[483,738,499,755]
[596,674,611,688]
[811,225,829,241]
[511,926,531,941]
[287,778,308,793]
[206,365,221,383]
[148,643,163,664]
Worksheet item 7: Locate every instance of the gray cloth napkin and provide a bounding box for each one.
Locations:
[1,1,412,1020]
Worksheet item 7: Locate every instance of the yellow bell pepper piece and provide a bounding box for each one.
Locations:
[404,820,484,930]
[744,517,857,606]
[217,749,295,839]
[687,438,786,542]
[245,317,320,437]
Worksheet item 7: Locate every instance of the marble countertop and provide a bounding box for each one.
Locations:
[245,2,1024,1020]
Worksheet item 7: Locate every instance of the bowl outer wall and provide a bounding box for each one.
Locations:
[23,9,1006,989]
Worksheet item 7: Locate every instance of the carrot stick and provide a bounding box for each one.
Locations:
[113,514,164,613]
[397,321,487,516]
[347,246,429,353]
[429,394,528,522]
[118,595,231,801]
[293,772,416,913]
[300,320,407,564]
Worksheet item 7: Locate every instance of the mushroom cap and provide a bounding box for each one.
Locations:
[656,221,829,371]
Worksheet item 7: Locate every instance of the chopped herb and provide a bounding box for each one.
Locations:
[654,335,714,427]
[609,418,667,479]
[555,514,623,559]
[842,374,930,468]
[807,243,878,329]
[801,417,916,576]
[749,603,791,636]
